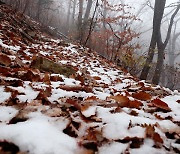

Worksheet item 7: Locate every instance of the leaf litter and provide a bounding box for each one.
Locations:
[0,4,179,154]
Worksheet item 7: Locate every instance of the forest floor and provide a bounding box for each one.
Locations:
[0,3,180,154]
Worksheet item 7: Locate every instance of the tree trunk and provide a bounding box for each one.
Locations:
[140,0,166,80]
[72,0,77,26]
[140,34,157,80]
[81,0,93,43]
[78,0,83,41]
[152,2,180,84]
[66,0,72,35]
[102,0,107,30]
[152,44,165,84]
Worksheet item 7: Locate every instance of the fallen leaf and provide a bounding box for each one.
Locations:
[59,85,92,93]
[132,91,152,101]
[109,94,129,107]
[153,132,163,143]
[50,75,63,82]
[129,100,143,109]
[0,141,20,154]
[176,100,180,104]
[93,76,101,80]
[66,98,81,110]
[43,72,51,84]
[145,125,163,144]
[0,53,11,66]
[151,99,171,111]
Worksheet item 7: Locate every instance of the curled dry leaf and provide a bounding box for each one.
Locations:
[151,99,171,112]
[132,91,152,101]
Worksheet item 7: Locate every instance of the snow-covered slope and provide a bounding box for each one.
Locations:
[0,4,180,154]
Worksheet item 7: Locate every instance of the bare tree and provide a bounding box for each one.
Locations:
[140,0,180,85]
[77,0,83,40]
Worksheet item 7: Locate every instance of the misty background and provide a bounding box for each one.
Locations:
[1,0,180,90]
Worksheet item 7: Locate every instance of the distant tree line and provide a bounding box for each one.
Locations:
[1,0,180,90]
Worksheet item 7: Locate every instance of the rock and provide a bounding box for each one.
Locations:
[31,56,76,77]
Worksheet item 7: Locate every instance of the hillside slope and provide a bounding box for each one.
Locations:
[0,3,180,154]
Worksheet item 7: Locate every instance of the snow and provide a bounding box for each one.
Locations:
[99,142,128,154]
[0,9,180,153]
[0,106,18,123]
[0,39,20,51]
[81,106,97,117]
[0,117,79,154]
[59,60,68,64]
[64,44,78,54]
[0,86,11,103]
[49,88,93,103]
[8,82,39,103]
[113,82,128,90]
[129,139,165,154]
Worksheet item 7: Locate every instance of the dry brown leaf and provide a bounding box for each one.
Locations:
[50,75,63,82]
[109,94,129,107]
[84,96,98,102]
[153,132,163,143]
[59,85,92,93]
[145,125,155,138]
[35,90,51,105]
[0,53,11,66]
[20,69,41,82]
[66,98,81,110]
[145,125,163,144]
[75,74,85,85]
[43,72,51,84]
[176,100,180,104]
[129,100,143,109]
[151,99,171,111]
[93,76,101,80]
[132,91,152,101]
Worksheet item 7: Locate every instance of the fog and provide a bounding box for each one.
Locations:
[2,0,180,89]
